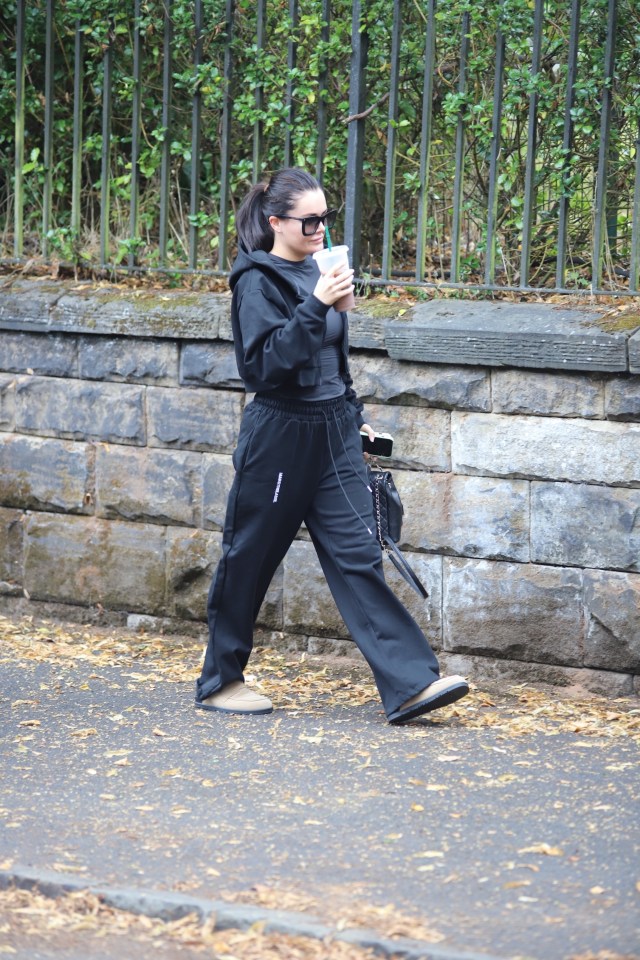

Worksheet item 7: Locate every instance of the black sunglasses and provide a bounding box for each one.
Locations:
[276,209,337,237]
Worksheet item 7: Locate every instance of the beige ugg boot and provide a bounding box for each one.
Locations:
[196,680,273,715]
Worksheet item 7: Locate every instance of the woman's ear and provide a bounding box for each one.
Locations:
[268,215,281,233]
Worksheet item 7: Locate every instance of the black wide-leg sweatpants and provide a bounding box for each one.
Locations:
[196,394,440,719]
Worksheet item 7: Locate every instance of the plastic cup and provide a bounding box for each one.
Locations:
[313,244,356,311]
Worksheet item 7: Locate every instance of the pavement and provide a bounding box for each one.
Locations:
[1,617,639,960]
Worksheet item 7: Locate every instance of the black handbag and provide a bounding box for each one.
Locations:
[368,466,428,599]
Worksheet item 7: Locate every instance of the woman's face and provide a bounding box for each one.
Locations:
[269,188,329,261]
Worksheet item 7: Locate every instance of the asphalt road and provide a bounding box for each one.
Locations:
[2,645,639,960]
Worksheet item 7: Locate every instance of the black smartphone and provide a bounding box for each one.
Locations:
[360,431,394,457]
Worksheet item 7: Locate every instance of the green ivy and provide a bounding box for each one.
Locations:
[0,0,638,286]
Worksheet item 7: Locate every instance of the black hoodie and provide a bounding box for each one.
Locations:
[228,249,364,425]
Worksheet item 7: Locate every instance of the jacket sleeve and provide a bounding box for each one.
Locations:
[235,280,329,388]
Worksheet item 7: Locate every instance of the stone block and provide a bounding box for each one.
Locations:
[363,402,450,471]
[629,330,640,373]
[15,376,146,445]
[79,336,178,385]
[348,354,491,412]
[50,286,230,339]
[443,558,584,667]
[452,412,640,487]
[491,369,604,419]
[0,280,62,331]
[180,342,242,388]
[441,652,634,698]
[531,482,640,572]
[283,540,347,638]
[307,636,362,658]
[348,304,390,350]
[95,445,202,526]
[385,300,628,372]
[0,435,93,514]
[147,386,242,452]
[396,472,530,562]
[0,332,77,377]
[23,514,167,614]
[0,508,24,593]
[0,376,16,431]
[382,551,442,647]
[202,454,235,530]
[605,376,640,421]
[166,528,221,621]
[283,539,439,644]
[584,570,640,672]
[218,309,233,342]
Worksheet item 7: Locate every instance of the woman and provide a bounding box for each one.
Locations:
[195,167,469,724]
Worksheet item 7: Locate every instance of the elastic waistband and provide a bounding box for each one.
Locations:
[253,393,348,421]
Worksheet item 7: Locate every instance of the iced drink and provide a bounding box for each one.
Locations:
[312,244,356,311]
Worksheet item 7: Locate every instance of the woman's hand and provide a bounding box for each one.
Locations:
[313,264,355,306]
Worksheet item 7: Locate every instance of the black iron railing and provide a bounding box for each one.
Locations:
[3,0,639,295]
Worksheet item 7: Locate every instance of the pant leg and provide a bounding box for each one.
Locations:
[304,407,440,717]
[196,400,320,701]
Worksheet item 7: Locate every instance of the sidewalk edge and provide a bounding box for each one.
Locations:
[0,866,513,960]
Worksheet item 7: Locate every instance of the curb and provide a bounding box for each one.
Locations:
[0,867,510,960]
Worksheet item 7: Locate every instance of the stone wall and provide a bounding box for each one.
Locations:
[1,280,639,696]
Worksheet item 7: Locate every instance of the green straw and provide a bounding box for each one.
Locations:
[325,225,332,250]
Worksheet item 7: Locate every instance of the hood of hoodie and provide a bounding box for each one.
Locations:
[229,248,313,298]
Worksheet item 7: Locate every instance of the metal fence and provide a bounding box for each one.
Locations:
[4,0,640,295]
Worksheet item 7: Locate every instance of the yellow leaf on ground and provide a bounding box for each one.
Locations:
[518,843,564,856]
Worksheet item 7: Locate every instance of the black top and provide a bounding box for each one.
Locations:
[268,254,344,401]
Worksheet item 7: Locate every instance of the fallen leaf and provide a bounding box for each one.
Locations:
[518,843,564,857]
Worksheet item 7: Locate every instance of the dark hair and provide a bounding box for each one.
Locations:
[235,167,320,253]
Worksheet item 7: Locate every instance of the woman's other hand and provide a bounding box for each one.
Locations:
[313,265,355,306]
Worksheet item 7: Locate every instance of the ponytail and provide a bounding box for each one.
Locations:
[235,183,271,253]
[235,167,320,253]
